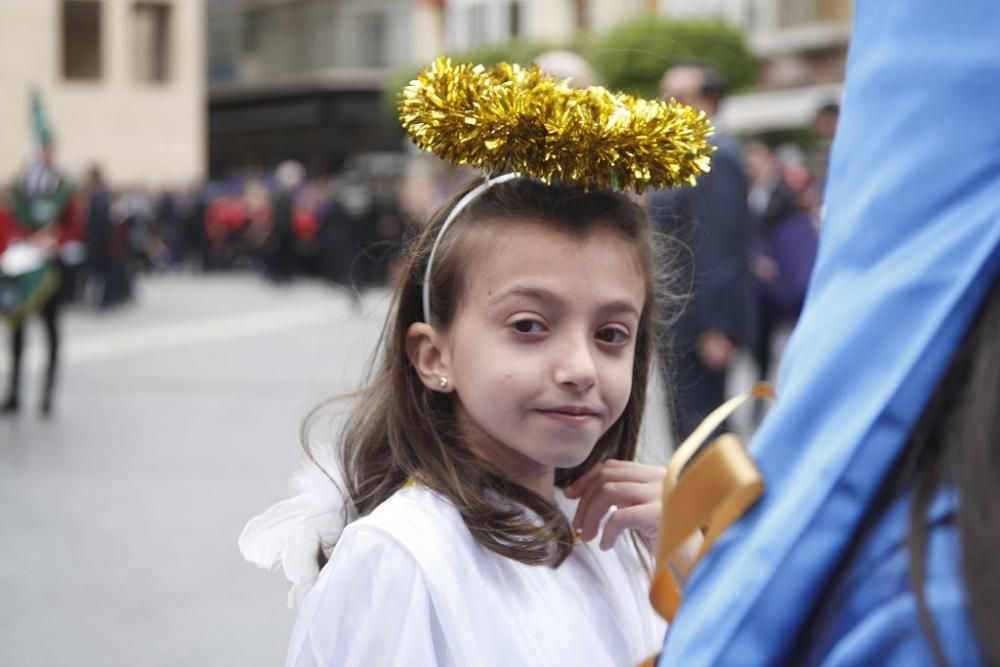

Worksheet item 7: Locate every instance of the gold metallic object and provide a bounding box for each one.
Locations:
[399,57,715,193]
[650,382,774,622]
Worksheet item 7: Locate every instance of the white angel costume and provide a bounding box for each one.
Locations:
[242,465,665,667]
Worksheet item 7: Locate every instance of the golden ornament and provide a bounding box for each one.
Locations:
[399,57,714,193]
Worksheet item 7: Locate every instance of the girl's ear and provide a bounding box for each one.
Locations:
[405,322,454,393]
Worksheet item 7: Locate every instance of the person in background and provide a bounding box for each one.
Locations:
[806,101,840,221]
[83,166,113,308]
[744,137,818,385]
[3,137,74,417]
[178,183,207,272]
[154,187,180,270]
[533,50,598,89]
[268,160,304,283]
[649,62,757,440]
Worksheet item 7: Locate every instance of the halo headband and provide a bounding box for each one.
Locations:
[403,57,714,324]
[399,58,714,193]
[422,172,522,323]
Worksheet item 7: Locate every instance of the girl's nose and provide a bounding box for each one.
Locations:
[553,336,598,391]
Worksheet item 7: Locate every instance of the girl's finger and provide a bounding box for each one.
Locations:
[567,460,664,529]
[564,461,604,499]
[566,459,662,498]
[600,503,661,551]
[575,481,659,542]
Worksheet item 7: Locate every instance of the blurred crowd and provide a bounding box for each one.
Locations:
[0,105,835,321]
[0,160,412,312]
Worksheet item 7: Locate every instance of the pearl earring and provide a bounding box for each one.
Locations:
[438,376,449,390]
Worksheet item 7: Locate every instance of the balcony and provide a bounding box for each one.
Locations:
[749,0,852,57]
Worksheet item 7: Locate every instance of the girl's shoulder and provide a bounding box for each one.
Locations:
[355,482,461,529]
[340,483,477,566]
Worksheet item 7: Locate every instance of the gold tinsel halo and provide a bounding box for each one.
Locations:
[398,57,715,193]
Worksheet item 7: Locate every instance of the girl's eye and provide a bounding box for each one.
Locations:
[511,318,546,334]
[596,327,630,345]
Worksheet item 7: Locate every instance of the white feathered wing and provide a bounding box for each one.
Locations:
[239,459,351,608]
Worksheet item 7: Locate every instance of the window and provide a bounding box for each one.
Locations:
[132,2,172,83]
[776,0,851,28]
[357,14,387,67]
[242,10,262,54]
[509,1,522,38]
[466,3,488,46]
[62,0,102,80]
[777,0,817,26]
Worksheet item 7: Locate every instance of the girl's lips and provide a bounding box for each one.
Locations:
[536,408,599,425]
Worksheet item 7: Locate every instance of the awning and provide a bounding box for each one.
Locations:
[719,82,844,134]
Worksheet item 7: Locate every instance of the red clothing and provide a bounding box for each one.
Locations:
[3,189,82,254]
[0,205,14,253]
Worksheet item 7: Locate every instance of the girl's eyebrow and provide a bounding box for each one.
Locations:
[489,286,560,305]
[489,285,641,318]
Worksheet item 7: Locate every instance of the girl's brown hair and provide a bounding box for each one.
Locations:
[308,176,680,566]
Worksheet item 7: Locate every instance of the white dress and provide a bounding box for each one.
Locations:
[286,484,666,666]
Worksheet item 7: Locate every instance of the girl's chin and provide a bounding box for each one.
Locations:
[545,445,598,470]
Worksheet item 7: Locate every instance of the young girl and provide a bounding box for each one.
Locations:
[241,58,714,666]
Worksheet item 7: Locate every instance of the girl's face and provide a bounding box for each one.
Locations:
[445,220,646,493]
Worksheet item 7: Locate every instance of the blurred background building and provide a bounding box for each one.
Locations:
[0,0,205,188]
[206,0,439,178]
[715,0,850,132]
[206,0,850,178]
[0,1,852,185]
[443,0,651,49]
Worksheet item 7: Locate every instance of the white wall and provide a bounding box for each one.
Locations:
[445,0,576,52]
[0,0,205,188]
[657,0,749,25]
[589,0,652,33]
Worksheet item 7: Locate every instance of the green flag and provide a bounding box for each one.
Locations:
[29,89,54,147]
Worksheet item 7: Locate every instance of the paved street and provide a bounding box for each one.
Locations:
[0,274,386,666]
[0,272,681,667]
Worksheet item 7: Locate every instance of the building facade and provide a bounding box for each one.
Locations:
[442,0,653,51]
[0,0,205,188]
[207,0,438,178]
[659,0,852,132]
[441,0,852,133]
[205,0,852,177]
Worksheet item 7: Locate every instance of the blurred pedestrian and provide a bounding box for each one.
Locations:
[807,101,840,219]
[337,175,379,291]
[268,160,304,282]
[154,188,180,269]
[83,166,113,307]
[2,128,74,417]
[315,178,353,287]
[178,183,207,271]
[744,137,818,385]
[649,62,757,440]
[534,49,598,88]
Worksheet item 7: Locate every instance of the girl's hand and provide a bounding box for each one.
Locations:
[564,459,664,551]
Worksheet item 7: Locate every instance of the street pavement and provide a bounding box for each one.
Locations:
[0,271,698,666]
[0,273,385,666]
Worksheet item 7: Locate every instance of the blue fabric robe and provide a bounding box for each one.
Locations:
[658,1,1000,664]
[791,490,984,666]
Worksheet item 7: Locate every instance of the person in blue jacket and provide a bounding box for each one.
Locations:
[658,1,1000,665]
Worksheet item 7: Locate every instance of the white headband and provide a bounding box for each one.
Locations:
[422,172,522,323]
